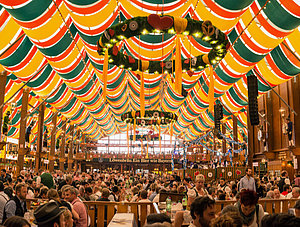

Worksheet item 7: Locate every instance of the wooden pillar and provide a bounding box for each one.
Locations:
[17,88,30,175]
[233,115,238,151]
[59,120,66,171]
[68,124,74,172]
[49,113,57,172]
[247,106,254,167]
[35,103,45,172]
[222,124,226,153]
[0,71,7,141]
[265,92,273,152]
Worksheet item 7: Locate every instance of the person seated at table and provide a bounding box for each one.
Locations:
[3,216,30,227]
[174,196,215,227]
[139,190,151,217]
[47,188,79,222]
[235,190,264,227]
[96,188,111,227]
[146,213,171,225]
[261,213,300,227]
[33,201,66,227]
[294,199,300,217]
[144,223,171,227]
[210,212,243,227]
[187,175,208,206]
[189,196,216,227]
[63,208,73,227]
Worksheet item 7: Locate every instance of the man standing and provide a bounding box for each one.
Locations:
[2,183,27,223]
[239,168,256,192]
[64,186,88,227]
[190,196,216,227]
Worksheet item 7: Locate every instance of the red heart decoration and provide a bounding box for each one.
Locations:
[147,14,174,30]
[160,62,166,68]
[184,59,189,64]
[112,45,118,56]
[236,170,241,175]
[109,29,115,37]
[187,70,194,77]
[194,171,199,176]
[226,42,231,51]
[128,56,135,64]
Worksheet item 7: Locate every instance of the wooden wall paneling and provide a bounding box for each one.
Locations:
[266,92,273,153]
[292,76,300,149]
[280,83,289,148]
[247,107,254,167]
[272,87,281,150]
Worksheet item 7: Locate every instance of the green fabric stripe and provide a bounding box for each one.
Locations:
[234,39,266,63]
[71,108,84,121]
[5,0,51,21]
[47,83,67,103]
[27,65,52,88]
[259,0,300,30]
[270,47,300,76]
[215,0,254,10]
[60,97,77,113]
[39,24,77,57]
[0,37,32,67]
[215,66,240,84]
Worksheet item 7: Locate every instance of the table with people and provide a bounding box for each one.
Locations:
[0,167,299,227]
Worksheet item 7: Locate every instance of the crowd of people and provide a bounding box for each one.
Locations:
[0,167,298,226]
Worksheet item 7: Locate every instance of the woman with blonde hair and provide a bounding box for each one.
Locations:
[187,174,208,206]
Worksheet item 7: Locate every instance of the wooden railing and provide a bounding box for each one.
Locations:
[26,199,298,227]
[83,201,157,227]
[214,199,299,214]
[26,199,157,227]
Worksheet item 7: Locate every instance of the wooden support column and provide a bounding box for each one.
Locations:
[17,88,30,175]
[59,120,66,171]
[222,124,226,153]
[0,71,7,141]
[247,107,254,167]
[68,124,74,172]
[35,103,45,172]
[232,115,239,162]
[49,113,57,172]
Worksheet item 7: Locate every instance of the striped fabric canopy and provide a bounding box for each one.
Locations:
[0,0,299,144]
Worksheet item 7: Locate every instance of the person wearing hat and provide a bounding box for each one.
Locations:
[34,201,65,227]
[295,199,300,217]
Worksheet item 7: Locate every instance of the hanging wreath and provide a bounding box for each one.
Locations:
[121,110,177,126]
[97,14,230,73]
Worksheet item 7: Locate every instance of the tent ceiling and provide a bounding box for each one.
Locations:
[0,0,299,142]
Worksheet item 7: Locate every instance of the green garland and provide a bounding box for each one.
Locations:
[97,14,229,73]
[121,110,177,126]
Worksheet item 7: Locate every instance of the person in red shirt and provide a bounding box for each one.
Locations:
[281,184,290,197]
[64,186,88,227]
